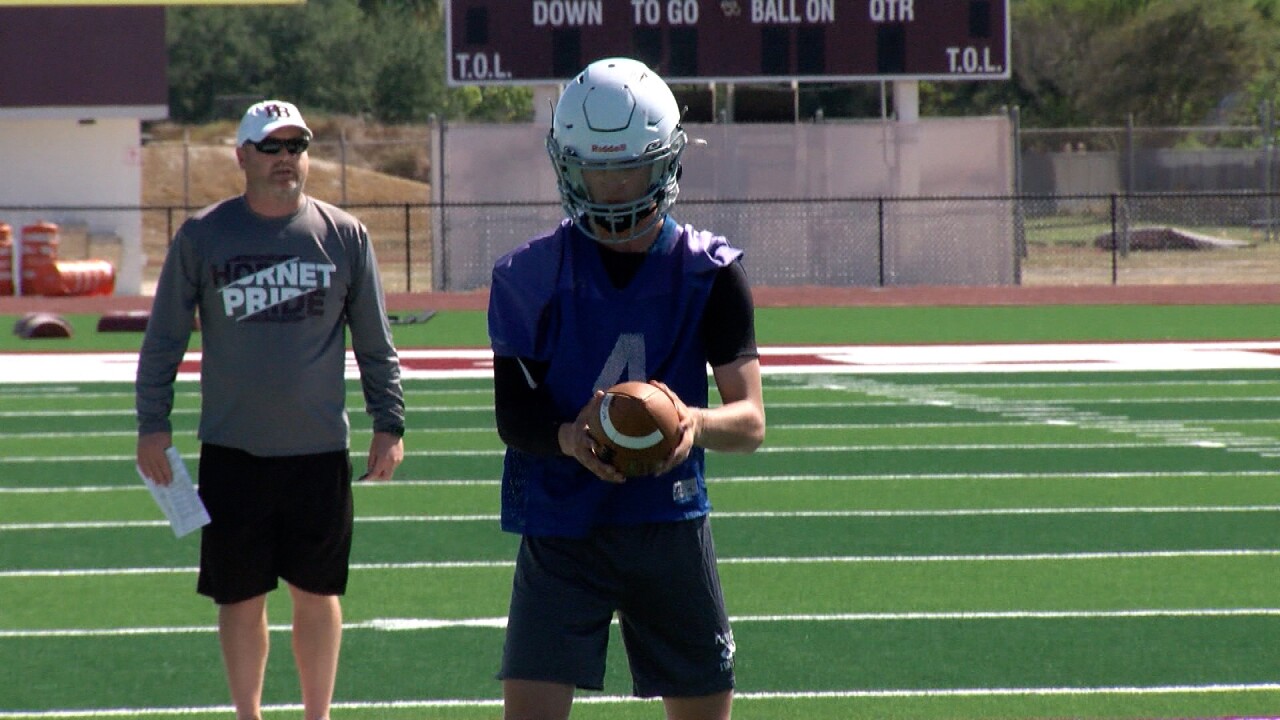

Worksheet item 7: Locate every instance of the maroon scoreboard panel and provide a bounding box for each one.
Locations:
[446,0,1009,85]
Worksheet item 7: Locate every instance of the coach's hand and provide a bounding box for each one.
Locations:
[137,432,174,486]
[363,431,404,482]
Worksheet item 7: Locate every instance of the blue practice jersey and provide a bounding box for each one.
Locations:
[488,218,742,537]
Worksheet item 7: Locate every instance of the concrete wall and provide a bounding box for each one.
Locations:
[0,115,149,295]
[437,115,1015,290]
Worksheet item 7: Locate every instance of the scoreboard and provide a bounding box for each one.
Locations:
[446,0,1009,85]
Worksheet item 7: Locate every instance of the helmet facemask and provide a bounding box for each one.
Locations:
[547,128,686,244]
[547,57,688,246]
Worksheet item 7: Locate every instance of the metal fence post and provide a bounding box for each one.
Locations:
[182,129,190,211]
[877,196,886,287]
[340,129,348,206]
[429,116,446,292]
[1011,105,1025,285]
[403,203,412,292]
[1110,193,1119,285]
[1264,100,1275,243]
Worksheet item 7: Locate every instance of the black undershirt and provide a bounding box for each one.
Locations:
[493,243,757,456]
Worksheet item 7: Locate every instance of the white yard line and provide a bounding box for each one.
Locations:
[4,505,1280,532]
[6,607,1280,639]
[2,683,1280,718]
[6,549,1280,580]
[6,341,1280,383]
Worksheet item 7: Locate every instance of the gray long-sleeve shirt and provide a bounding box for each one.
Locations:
[136,195,404,456]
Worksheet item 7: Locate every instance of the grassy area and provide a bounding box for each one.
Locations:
[4,306,1280,717]
[3,302,1280,354]
[4,368,1280,718]
[1020,212,1280,285]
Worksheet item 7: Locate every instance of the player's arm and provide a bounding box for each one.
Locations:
[698,357,765,453]
[494,355,626,482]
[692,260,765,453]
[493,355,564,456]
[655,261,765,473]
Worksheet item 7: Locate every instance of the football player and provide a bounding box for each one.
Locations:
[487,57,766,720]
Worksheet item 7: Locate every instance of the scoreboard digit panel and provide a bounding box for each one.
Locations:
[446,0,1009,85]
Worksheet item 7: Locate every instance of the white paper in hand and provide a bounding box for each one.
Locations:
[138,446,211,538]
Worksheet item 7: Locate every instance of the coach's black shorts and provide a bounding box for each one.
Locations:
[196,443,353,605]
[499,516,735,698]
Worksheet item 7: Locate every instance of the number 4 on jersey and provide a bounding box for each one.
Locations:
[594,333,646,392]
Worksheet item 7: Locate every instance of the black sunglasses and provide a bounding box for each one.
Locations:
[249,137,310,155]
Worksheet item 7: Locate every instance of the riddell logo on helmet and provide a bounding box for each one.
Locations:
[591,143,627,153]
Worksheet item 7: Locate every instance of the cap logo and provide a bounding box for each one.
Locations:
[591,143,627,153]
[262,103,290,118]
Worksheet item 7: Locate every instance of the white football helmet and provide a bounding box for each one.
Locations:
[547,57,687,244]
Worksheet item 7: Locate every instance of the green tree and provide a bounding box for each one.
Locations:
[262,0,381,112]
[934,0,1276,127]
[166,7,266,121]
[165,0,1280,129]
[1076,0,1270,125]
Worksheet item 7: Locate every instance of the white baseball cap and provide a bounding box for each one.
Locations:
[236,99,312,146]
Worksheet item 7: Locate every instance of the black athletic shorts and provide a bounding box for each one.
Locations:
[499,515,735,698]
[195,443,353,605]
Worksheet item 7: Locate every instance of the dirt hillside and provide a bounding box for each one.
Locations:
[142,143,430,208]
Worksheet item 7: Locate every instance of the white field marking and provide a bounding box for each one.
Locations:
[0,401,489,415]
[0,449,507,463]
[793,378,1280,391]
[822,376,1280,459]
[940,378,1280,389]
[770,394,1280,405]
[0,485,157,494]
[3,395,1276,415]
[0,390,200,401]
[8,549,1280,580]
[771,418,1280,430]
[760,341,1280,374]
[0,478,502,493]
[0,430,140,440]
[397,470,1280,485]
[9,341,1280,385]
[6,608,1280,640]
[9,394,1277,420]
[754,442,1174,452]
[0,437,1247,465]
[0,427,496,440]
[0,409,176,418]
[7,505,1280,533]
[713,506,1280,518]
[7,469,1280,495]
[744,396,1280,409]
[0,387,475,404]
[12,376,1276,401]
[0,455,137,464]
[715,549,1280,564]
[731,608,1280,622]
[0,404,492,418]
[1032,396,1280,406]
[4,684,1280,719]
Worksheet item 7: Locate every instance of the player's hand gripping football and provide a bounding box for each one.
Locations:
[561,390,627,484]
[649,380,698,476]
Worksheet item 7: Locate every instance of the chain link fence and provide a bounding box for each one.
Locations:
[9,191,1256,294]
[9,117,1280,294]
[425,192,1274,291]
[1016,191,1276,286]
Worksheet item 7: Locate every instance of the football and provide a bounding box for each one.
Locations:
[585,380,681,477]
